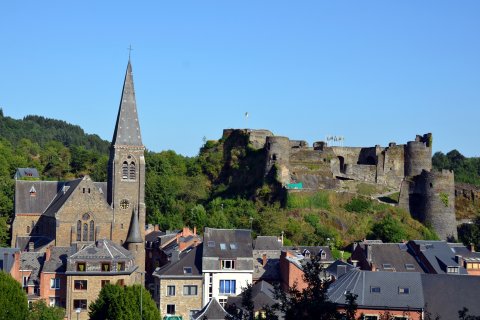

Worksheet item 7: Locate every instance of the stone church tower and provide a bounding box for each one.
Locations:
[107,60,146,272]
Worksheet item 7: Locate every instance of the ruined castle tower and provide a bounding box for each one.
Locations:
[107,60,146,272]
[418,169,457,240]
[405,133,432,176]
[265,136,291,185]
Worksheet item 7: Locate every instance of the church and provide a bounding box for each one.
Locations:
[10,60,146,319]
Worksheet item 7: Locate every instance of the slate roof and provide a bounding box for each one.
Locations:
[202,228,253,271]
[15,181,62,215]
[253,249,280,281]
[43,179,83,217]
[283,246,334,262]
[0,248,20,272]
[193,298,230,320]
[16,236,53,252]
[359,243,424,272]
[20,252,45,283]
[126,210,143,243]
[111,60,143,147]
[254,236,282,250]
[325,260,356,279]
[15,179,108,217]
[328,269,424,310]
[203,228,253,258]
[227,280,280,313]
[154,245,202,278]
[69,239,133,261]
[449,243,480,261]
[409,240,468,274]
[14,168,39,180]
[421,274,480,319]
[145,230,167,243]
[43,247,71,273]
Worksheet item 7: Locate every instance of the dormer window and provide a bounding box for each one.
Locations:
[447,266,459,274]
[101,263,111,272]
[117,262,125,271]
[184,267,192,274]
[221,260,235,270]
[29,186,36,197]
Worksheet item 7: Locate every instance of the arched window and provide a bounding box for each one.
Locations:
[83,223,88,241]
[89,221,95,241]
[26,226,30,234]
[122,161,129,179]
[129,162,136,180]
[77,220,82,241]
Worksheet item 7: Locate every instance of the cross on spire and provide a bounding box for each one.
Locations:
[127,45,133,60]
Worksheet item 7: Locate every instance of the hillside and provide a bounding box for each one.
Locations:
[1,111,480,249]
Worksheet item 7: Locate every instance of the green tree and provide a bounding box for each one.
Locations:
[28,300,65,320]
[89,284,159,320]
[0,271,29,320]
[273,255,347,320]
[369,214,407,243]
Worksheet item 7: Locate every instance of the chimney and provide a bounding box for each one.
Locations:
[455,255,464,267]
[469,243,475,253]
[193,226,197,235]
[45,246,51,261]
[351,260,358,268]
[28,242,34,252]
[262,253,267,267]
[154,225,160,232]
[366,244,372,263]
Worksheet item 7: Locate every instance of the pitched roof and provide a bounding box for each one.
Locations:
[203,228,253,259]
[43,247,71,273]
[16,236,54,252]
[254,236,282,250]
[20,252,45,283]
[227,280,279,313]
[421,274,480,319]
[449,243,480,261]
[325,260,356,279]
[0,248,20,272]
[42,179,83,217]
[410,240,468,274]
[154,245,202,278]
[253,249,280,281]
[328,269,424,310]
[69,239,133,261]
[126,209,142,244]
[193,298,229,320]
[15,181,62,215]
[14,168,39,180]
[360,243,424,272]
[111,60,143,147]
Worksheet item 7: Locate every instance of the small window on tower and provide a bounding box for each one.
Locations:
[120,199,130,210]
[129,162,136,180]
[122,161,129,179]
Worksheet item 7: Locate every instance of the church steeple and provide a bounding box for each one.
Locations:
[111,61,143,147]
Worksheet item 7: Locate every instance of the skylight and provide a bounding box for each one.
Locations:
[207,241,215,247]
[371,287,381,293]
[183,267,192,274]
[405,264,415,271]
[382,263,393,270]
[230,243,237,250]
[220,243,227,250]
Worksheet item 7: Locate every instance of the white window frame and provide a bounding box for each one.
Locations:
[50,278,60,290]
[221,260,235,270]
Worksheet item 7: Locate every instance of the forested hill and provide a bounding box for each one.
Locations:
[0,109,110,154]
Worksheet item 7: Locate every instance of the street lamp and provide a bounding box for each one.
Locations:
[137,271,146,320]
[75,307,81,320]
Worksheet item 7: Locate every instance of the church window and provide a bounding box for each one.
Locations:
[129,162,136,180]
[122,161,129,179]
[83,223,88,241]
[27,226,30,234]
[89,221,95,241]
[77,221,81,241]
[82,213,90,221]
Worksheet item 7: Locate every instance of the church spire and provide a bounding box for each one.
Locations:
[126,208,142,244]
[111,61,143,147]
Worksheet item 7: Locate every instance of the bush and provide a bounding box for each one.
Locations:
[344,197,372,213]
[369,214,407,243]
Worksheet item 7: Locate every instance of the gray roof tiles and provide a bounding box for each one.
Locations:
[43,247,71,273]
[328,269,424,310]
[254,236,282,250]
[69,239,133,261]
[361,243,424,272]
[111,61,143,147]
[15,181,62,215]
[421,274,480,319]
[14,168,39,180]
[410,240,468,274]
[20,252,45,282]
[154,245,202,278]
[193,298,229,320]
[0,248,20,272]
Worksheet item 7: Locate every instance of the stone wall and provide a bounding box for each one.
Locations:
[157,278,203,319]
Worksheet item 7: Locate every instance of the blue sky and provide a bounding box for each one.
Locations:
[1,1,479,156]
